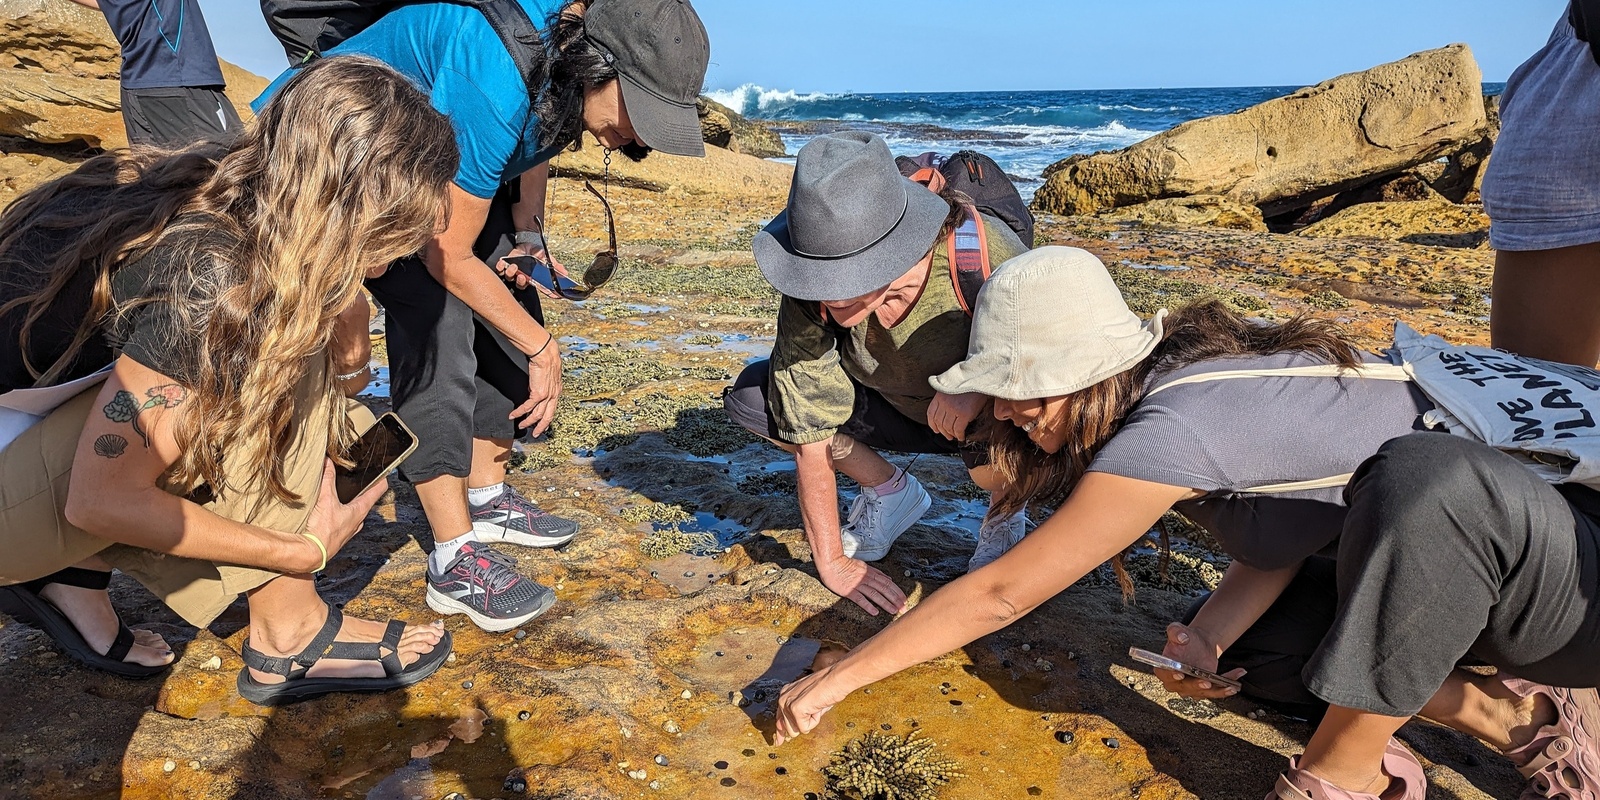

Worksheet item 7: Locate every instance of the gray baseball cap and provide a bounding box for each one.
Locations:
[585,0,710,157]
[753,131,950,302]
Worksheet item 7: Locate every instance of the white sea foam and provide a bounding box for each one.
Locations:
[703,84,837,115]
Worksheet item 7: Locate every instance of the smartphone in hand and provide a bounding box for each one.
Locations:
[335,412,418,504]
[1129,647,1243,692]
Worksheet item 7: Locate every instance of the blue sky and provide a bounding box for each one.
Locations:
[204,0,1567,92]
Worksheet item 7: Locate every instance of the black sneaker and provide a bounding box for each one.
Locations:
[470,485,579,548]
[425,541,556,632]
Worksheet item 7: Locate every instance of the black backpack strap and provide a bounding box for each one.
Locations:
[1574,0,1600,66]
[455,0,545,91]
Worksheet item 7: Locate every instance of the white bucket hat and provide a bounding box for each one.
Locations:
[930,247,1168,401]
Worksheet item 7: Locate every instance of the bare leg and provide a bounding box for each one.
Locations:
[468,437,513,492]
[968,464,1004,494]
[1297,706,1409,794]
[36,554,173,668]
[1491,244,1600,366]
[243,573,444,684]
[766,434,899,488]
[413,474,472,543]
[1419,669,1558,753]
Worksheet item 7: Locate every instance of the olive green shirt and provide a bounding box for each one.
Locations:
[767,216,1026,445]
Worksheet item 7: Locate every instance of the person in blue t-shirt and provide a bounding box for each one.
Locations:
[256,0,710,632]
[70,0,242,147]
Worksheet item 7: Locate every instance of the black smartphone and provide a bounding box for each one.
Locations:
[504,255,589,298]
[1128,647,1243,692]
[335,412,418,504]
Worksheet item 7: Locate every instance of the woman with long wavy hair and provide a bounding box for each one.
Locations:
[253,0,712,632]
[0,56,462,704]
[773,247,1599,800]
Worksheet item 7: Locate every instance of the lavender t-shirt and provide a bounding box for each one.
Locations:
[1088,352,1432,569]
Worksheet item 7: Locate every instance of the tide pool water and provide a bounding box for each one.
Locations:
[708,83,1506,199]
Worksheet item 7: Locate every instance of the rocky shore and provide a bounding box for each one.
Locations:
[0,9,1519,799]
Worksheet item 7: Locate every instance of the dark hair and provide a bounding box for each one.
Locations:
[981,300,1363,595]
[986,300,1362,518]
[538,2,651,161]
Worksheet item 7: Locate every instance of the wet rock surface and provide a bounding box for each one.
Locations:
[0,140,1523,800]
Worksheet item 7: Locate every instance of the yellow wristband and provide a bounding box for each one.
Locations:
[302,532,328,572]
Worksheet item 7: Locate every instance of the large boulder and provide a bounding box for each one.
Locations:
[698,96,786,159]
[1033,45,1490,218]
[0,0,267,149]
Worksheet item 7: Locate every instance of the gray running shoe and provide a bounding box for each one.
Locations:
[425,541,555,632]
[470,485,579,548]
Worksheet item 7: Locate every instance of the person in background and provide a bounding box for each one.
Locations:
[723,131,1028,617]
[253,0,711,632]
[1484,3,1600,367]
[0,57,456,704]
[773,247,1598,800]
[68,0,242,147]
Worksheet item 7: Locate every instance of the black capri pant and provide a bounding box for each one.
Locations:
[365,182,542,483]
[1202,432,1600,721]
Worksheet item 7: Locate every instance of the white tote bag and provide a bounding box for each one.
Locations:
[1392,322,1600,489]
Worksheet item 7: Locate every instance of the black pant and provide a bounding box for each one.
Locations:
[366,184,542,483]
[1204,432,1600,720]
[120,86,242,148]
[723,359,987,469]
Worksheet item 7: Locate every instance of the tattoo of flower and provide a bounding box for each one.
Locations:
[101,384,187,447]
[93,434,128,459]
[146,384,187,409]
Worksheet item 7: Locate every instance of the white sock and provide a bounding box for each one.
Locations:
[467,483,506,508]
[430,531,479,574]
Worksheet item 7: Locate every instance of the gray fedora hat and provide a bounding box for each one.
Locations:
[753,131,950,302]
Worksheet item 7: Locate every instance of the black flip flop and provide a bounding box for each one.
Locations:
[0,567,170,678]
[236,602,452,706]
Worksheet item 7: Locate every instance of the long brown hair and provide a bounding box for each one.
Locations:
[0,56,458,506]
[983,300,1362,592]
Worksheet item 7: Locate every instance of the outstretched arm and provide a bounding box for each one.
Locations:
[63,354,384,574]
[774,471,1191,742]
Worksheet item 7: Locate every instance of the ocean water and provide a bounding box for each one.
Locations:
[706,84,1506,200]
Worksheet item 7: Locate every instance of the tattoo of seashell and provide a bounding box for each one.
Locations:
[93,433,129,459]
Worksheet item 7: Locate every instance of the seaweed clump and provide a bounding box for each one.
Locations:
[637,525,721,559]
[823,732,964,800]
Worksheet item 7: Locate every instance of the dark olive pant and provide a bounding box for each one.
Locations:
[1198,432,1600,722]
[723,359,986,469]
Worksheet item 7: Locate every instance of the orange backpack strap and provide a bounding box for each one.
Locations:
[947,203,990,316]
[909,167,947,194]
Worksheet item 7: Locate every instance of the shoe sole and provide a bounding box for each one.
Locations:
[845,491,933,562]
[425,586,556,633]
[471,521,577,549]
[235,631,453,707]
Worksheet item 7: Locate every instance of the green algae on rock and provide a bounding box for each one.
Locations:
[824,732,965,800]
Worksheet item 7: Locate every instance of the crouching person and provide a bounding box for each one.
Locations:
[723,132,1028,616]
[0,57,455,705]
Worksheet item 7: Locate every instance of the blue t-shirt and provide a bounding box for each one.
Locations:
[100,0,225,90]
[253,0,566,199]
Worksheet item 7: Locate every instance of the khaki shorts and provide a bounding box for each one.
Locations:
[0,365,375,627]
